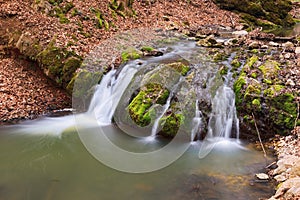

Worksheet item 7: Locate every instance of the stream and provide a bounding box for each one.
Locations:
[0,39,276,200]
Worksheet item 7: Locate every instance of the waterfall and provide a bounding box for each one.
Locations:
[87,62,138,126]
[206,85,239,139]
[191,100,203,141]
[150,78,183,137]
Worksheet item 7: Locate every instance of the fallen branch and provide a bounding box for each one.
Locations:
[252,113,267,158]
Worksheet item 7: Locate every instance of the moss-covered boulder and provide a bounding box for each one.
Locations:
[14,33,82,92]
[213,0,295,28]
[233,54,299,138]
[128,83,170,127]
[36,44,82,89]
[115,57,195,138]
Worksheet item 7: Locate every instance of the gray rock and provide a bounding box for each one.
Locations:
[295,47,300,54]
[256,173,269,180]
[269,41,280,47]
[232,30,248,36]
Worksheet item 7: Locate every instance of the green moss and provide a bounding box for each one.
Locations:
[121,47,142,62]
[58,13,69,24]
[233,75,247,104]
[263,79,273,84]
[259,60,281,79]
[268,93,297,129]
[48,0,63,6]
[68,69,103,97]
[251,72,257,78]
[251,49,259,54]
[62,2,74,14]
[219,66,228,75]
[165,62,190,76]
[141,46,154,52]
[231,59,241,70]
[246,55,258,68]
[128,83,169,127]
[252,99,261,111]
[213,52,227,62]
[244,84,261,99]
[264,85,284,97]
[62,57,82,87]
[160,113,184,137]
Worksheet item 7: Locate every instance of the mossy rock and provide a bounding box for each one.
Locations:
[233,53,298,137]
[214,0,295,28]
[165,62,190,76]
[35,43,82,88]
[62,57,82,88]
[121,47,142,62]
[258,60,280,82]
[69,69,103,110]
[127,83,169,127]
[159,113,184,138]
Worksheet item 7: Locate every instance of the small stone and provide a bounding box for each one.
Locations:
[295,47,300,54]
[249,41,260,49]
[256,173,269,180]
[284,53,291,59]
[235,25,244,30]
[261,45,269,49]
[286,79,295,86]
[282,41,294,48]
[269,41,280,47]
[274,174,287,182]
[232,30,248,36]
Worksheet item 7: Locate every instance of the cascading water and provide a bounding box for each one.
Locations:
[87,62,139,126]
[150,77,184,137]
[191,100,203,142]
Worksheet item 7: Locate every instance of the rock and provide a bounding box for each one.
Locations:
[273,178,300,199]
[274,155,299,175]
[269,41,280,47]
[261,45,269,49]
[256,173,269,180]
[274,174,287,182]
[224,38,239,46]
[248,41,260,49]
[286,79,295,86]
[196,35,223,48]
[295,47,300,54]
[235,25,244,30]
[282,41,294,48]
[284,53,291,59]
[232,30,248,36]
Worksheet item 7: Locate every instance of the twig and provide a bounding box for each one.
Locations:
[294,100,299,129]
[252,113,267,158]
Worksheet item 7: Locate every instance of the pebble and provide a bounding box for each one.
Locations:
[282,41,294,48]
[286,79,295,86]
[232,30,248,36]
[249,41,260,49]
[256,173,269,180]
[284,53,291,59]
[269,41,280,47]
[295,47,300,54]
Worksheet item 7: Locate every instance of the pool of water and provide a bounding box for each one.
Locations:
[0,124,275,200]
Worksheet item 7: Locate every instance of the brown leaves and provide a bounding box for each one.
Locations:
[0,57,71,122]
